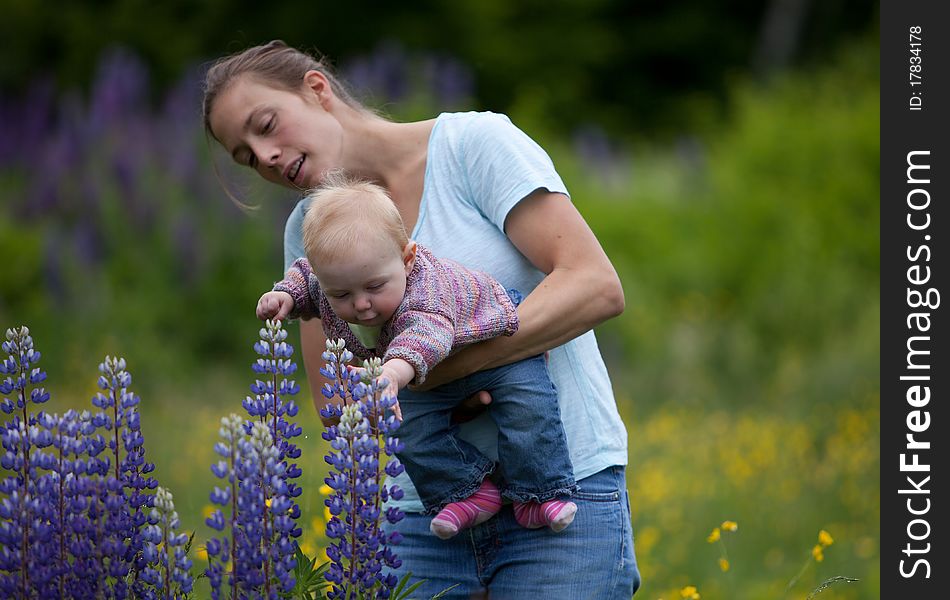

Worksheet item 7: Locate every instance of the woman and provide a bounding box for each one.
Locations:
[203,40,640,599]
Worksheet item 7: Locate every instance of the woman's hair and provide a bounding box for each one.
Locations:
[302,170,409,267]
[202,39,366,140]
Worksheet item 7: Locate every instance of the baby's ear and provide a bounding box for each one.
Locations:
[403,241,418,275]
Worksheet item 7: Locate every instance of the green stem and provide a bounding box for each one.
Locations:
[784,555,814,595]
[58,433,66,599]
[163,516,172,599]
[18,364,32,599]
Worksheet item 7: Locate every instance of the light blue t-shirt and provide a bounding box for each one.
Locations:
[284,111,628,512]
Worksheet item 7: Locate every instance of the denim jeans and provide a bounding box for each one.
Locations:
[383,465,641,599]
[396,351,577,512]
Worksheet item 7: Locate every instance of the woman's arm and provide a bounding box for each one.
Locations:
[416,189,624,389]
[299,305,492,425]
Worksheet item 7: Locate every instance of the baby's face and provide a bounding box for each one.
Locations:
[313,237,413,327]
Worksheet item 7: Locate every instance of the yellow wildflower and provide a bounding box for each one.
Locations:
[812,544,824,562]
[202,504,216,519]
[319,484,333,495]
[706,528,721,543]
[324,505,333,523]
[196,546,209,562]
[680,585,700,599]
[818,530,834,547]
[721,521,738,532]
[719,558,730,572]
[265,498,272,509]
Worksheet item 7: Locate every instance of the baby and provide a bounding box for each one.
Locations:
[258,172,577,539]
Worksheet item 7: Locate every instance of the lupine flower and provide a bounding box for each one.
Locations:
[205,413,244,600]
[205,319,303,598]
[320,339,405,599]
[142,486,193,598]
[1,326,191,599]
[91,355,169,599]
[0,326,51,597]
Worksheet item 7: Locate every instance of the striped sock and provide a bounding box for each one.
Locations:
[513,499,577,532]
[429,479,502,540]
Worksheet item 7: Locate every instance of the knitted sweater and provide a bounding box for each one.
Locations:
[274,245,520,384]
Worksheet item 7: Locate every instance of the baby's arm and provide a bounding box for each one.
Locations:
[384,309,455,386]
[263,258,321,321]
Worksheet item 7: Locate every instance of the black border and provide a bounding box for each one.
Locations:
[881,1,947,595]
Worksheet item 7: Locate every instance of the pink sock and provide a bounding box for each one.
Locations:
[513,499,577,532]
[430,479,502,540]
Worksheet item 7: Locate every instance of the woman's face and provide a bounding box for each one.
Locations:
[208,75,343,190]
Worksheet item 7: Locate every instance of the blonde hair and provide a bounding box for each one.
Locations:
[302,171,409,267]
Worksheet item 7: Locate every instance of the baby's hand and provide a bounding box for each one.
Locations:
[376,366,404,422]
[345,364,403,422]
[257,291,294,321]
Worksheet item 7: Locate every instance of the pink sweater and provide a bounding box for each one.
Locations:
[274,245,520,384]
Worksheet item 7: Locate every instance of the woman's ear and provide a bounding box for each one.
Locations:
[402,241,418,275]
[303,70,332,109]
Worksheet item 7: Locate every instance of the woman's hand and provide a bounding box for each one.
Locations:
[451,390,492,423]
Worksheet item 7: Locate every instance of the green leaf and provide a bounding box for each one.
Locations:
[429,583,461,599]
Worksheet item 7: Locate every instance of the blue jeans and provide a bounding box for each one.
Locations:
[396,352,577,512]
[383,465,641,599]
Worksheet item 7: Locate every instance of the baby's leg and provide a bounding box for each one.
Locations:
[479,354,579,532]
[512,499,577,532]
[396,385,495,514]
[429,478,502,540]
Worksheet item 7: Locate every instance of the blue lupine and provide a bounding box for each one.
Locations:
[0,326,51,597]
[320,339,405,599]
[1,326,192,599]
[205,413,244,600]
[92,354,176,599]
[205,319,303,599]
[142,487,193,598]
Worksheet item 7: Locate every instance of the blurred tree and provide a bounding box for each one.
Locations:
[0,0,877,136]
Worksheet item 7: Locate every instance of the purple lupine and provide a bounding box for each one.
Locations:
[248,319,303,591]
[344,42,410,105]
[205,319,303,598]
[421,54,475,109]
[91,354,172,598]
[31,410,79,599]
[0,326,51,597]
[205,413,245,600]
[69,410,112,600]
[141,487,193,598]
[1,327,189,599]
[207,419,294,598]
[49,409,102,600]
[320,339,405,599]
